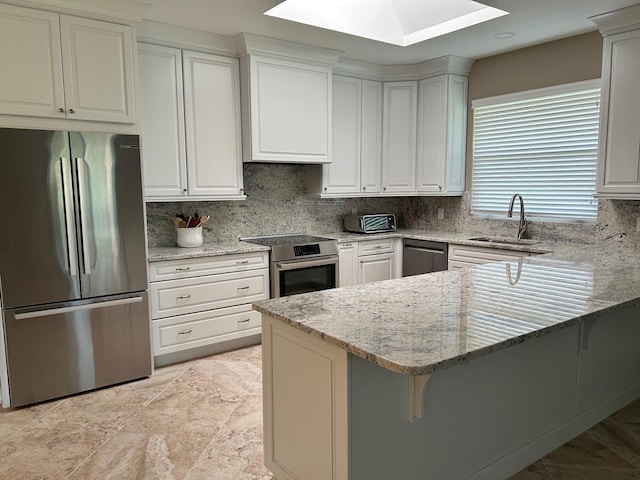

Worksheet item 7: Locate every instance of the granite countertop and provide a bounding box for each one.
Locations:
[321,229,557,254]
[253,241,640,376]
[147,241,270,262]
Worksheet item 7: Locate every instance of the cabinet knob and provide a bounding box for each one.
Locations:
[182,189,187,193]
[362,186,366,191]
[383,186,387,191]
[57,108,64,113]
[239,188,244,193]
[439,185,442,191]
[68,108,75,114]
[324,187,328,192]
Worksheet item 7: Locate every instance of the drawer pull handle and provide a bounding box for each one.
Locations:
[175,267,191,271]
[236,260,250,265]
[238,319,251,325]
[176,295,191,300]
[237,286,250,291]
[374,245,383,249]
[177,329,192,335]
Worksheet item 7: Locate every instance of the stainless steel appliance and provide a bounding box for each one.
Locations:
[0,128,151,407]
[344,214,396,233]
[402,239,448,277]
[241,235,339,298]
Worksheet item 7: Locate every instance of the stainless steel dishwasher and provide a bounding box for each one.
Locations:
[402,239,448,276]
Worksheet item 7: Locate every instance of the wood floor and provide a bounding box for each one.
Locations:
[0,345,638,479]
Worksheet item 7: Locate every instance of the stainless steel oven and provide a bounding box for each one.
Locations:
[241,234,339,298]
[273,255,338,298]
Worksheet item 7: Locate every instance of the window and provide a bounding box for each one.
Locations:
[471,80,601,222]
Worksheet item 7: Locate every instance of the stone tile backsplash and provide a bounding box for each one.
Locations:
[146,164,640,248]
[146,164,407,246]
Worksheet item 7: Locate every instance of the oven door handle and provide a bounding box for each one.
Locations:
[275,257,338,271]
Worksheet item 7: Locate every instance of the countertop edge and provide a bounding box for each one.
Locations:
[254,298,639,376]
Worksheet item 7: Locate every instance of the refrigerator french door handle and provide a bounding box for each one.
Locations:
[74,157,91,275]
[60,157,78,277]
[14,296,143,320]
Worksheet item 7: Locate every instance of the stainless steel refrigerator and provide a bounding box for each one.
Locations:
[0,128,151,407]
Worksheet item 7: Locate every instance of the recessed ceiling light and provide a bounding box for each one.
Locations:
[264,0,509,47]
[494,32,515,39]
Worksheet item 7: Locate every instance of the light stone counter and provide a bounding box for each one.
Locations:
[147,241,269,262]
[321,228,557,254]
[254,241,640,376]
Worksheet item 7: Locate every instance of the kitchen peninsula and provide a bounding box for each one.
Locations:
[254,242,640,480]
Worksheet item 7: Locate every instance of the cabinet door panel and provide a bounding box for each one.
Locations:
[382,82,417,193]
[137,43,187,198]
[0,4,64,118]
[445,75,467,194]
[338,243,357,288]
[183,51,243,197]
[361,80,383,194]
[60,15,134,123]
[417,76,446,193]
[359,254,394,285]
[249,57,331,163]
[323,76,361,194]
[597,31,640,196]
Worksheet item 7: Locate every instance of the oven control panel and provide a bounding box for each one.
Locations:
[294,244,321,256]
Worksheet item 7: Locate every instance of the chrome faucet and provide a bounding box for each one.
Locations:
[507,194,528,240]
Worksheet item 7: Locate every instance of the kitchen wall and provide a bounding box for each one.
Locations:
[146,163,408,246]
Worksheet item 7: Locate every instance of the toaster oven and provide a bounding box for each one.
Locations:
[344,214,396,234]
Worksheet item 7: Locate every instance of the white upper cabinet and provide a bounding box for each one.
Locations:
[382,81,418,194]
[60,15,134,123]
[312,77,383,198]
[138,44,244,201]
[137,43,187,198]
[416,74,467,195]
[183,51,243,197]
[322,76,361,195]
[596,29,640,198]
[242,55,332,163]
[0,4,134,123]
[0,4,64,118]
[361,80,383,194]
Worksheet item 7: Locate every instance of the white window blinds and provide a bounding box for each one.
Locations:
[471,81,601,222]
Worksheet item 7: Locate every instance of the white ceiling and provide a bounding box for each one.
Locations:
[144,0,639,65]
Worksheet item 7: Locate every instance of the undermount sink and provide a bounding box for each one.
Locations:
[469,236,541,246]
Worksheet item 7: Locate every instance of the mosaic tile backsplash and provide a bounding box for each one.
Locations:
[146,164,640,248]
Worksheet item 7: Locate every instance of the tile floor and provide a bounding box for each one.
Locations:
[0,345,639,479]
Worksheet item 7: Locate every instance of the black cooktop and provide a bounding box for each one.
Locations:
[241,234,333,247]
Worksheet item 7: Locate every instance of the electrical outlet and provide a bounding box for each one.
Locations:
[351,207,357,215]
[437,208,445,220]
[636,217,640,233]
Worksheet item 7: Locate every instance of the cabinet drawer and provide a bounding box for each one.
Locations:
[150,269,268,319]
[152,305,261,355]
[358,239,395,256]
[449,244,529,265]
[149,252,269,281]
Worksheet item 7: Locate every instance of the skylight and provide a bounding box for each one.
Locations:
[264,0,509,47]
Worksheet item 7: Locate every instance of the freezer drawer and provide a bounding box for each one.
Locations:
[4,292,151,407]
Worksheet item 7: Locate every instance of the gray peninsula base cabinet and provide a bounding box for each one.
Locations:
[258,294,640,479]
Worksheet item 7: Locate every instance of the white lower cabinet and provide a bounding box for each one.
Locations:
[339,238,400,286]
[148,252,269,361]
[338,242,358,288]
[359,253,395,284]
